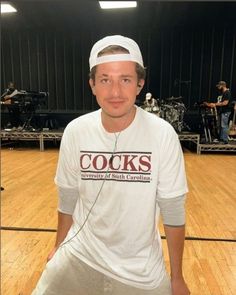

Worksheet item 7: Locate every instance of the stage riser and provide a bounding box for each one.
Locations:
[1,131,200,153]
[199,144,236,153]
[1,131,236,154]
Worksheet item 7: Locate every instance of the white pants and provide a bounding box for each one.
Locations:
[32,245,172,295]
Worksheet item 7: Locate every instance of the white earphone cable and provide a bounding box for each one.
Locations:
[59,132,121,248]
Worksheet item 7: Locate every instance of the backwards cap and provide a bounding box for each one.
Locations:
[216,80,226,87]
[89,35,144,70]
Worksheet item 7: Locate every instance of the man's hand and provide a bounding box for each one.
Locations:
[209,103,216,108]
[171,276,190,295]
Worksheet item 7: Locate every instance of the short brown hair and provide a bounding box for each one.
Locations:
[89,45,146,82]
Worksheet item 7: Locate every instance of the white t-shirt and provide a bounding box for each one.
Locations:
[55,106,188,290]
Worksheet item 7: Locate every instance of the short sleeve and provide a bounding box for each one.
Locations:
[157,125,188,199]
[222,91,231,101]
[54,125,79,189]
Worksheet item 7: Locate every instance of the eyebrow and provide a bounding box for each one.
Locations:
[120,75,134,78]
[97,74,135,78]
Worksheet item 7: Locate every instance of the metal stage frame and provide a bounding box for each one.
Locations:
[198,142,236,154]
[178,132,200,154]
[1,130,201,153]
[1,130,63,151]
[39,131,63,151]
[1,130,236,154]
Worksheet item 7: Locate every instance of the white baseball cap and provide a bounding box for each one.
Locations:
[89,35,144,70]
[146,92,152,99]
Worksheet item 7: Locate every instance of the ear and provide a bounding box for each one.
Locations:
[136,79,145,95]
[89,79,96,95]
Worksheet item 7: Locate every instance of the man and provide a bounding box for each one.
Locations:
[32,35,189,295]
[1,81,22,129]
[142,92,159,115]
[208,81,232,144]
[1,81,18,104]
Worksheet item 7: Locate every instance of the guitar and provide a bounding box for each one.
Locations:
[229,107,236,136]
[2,95,12,104]
[1,89,24,105]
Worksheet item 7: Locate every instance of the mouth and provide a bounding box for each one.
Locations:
[108,100,125,107]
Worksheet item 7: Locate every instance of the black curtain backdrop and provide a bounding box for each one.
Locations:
[1,2,236,114]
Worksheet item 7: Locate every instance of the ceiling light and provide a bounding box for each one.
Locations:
[99,1,137,9]
[1,3,17,14]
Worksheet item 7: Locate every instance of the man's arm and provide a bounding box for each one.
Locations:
[47,212,73,261]
[157,195,190,295]
[214,100,229,107]
[164,225,190,295]
[55,211,73,247]
[47,187,78,261]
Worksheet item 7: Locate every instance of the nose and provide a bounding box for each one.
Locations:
[111,81,121,98]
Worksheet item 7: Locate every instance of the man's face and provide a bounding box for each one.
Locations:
[89,61,144,118]
[217,85,226,92]
[8,82,15,90]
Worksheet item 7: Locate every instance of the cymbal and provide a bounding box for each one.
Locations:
[165,96,183,101]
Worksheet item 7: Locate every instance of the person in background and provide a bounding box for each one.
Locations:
[1,81,22,129]
[208,81,232,144]
[142,92,159,114]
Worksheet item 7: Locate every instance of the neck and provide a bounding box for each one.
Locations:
[101,106,136,133]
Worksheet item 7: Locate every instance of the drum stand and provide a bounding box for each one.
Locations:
[22,113,35,131]
[200,108,219,143]
[21,103,37,131]
[201,112,212,143]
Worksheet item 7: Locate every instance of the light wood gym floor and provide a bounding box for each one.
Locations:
[1,148,236,295]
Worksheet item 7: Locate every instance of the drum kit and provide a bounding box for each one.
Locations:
[142,94,187,133]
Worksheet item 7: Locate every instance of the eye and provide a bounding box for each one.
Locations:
[100,78,110,84]
[122,78,131,84]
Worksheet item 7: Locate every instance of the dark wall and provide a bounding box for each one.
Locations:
[1,31,96,112]
[148,26,236,105]
[1,1,236,114]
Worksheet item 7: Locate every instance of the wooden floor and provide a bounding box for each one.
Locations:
[1,148,236,295]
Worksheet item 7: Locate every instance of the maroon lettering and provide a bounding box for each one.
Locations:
[122,155,138,171]
[139,155,151,172]
[109,155,121,170]
[80,154,91,169]
[92,155,107,170]
[80,152,152,173]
